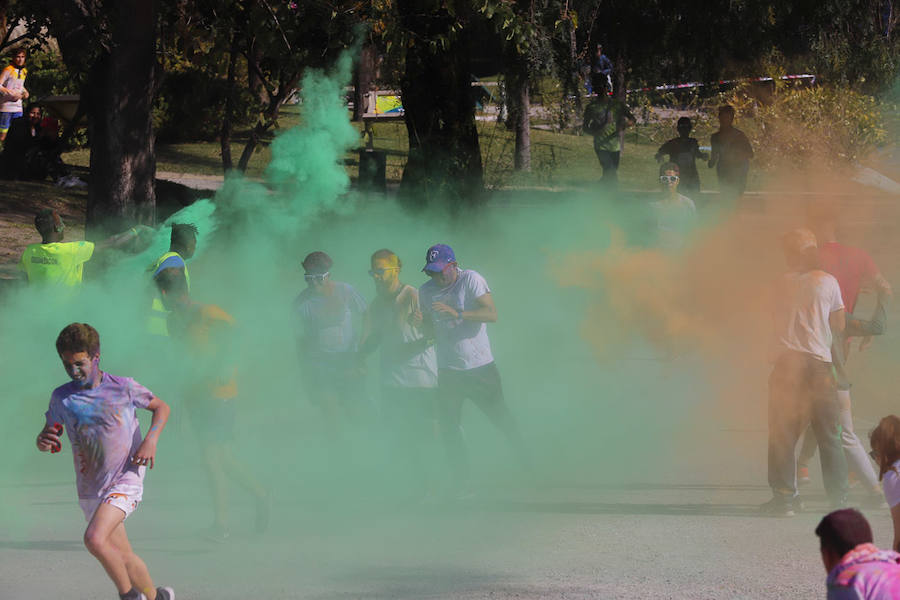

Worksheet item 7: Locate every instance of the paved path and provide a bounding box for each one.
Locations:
[2,425,895,599]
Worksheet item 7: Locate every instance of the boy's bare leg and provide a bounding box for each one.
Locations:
[109,521,156,600]
[83,503,138,595]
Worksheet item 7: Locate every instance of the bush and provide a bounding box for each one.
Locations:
[16,48,80,99]
[723,85,887,171]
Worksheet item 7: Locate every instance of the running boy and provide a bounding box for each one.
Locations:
[655,117,707,198]
[36,323,174,600]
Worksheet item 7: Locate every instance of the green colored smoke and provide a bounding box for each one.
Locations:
[0,50,724,590]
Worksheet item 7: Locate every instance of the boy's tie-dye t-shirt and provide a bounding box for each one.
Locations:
[45,373,154,499]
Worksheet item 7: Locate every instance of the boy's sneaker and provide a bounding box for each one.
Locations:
[798,466,811,486]
[759,496,797,517]
[156,587,176,600]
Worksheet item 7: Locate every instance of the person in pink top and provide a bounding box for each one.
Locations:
[797,202,892,501]
[816,508,900,599]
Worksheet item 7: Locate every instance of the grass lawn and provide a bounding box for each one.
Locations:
[62,102,756,193]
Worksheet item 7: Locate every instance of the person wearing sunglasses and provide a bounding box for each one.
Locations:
[359,249,438,496]
[418,244,530,499]
[293,251,368,431]
[869,416,900,552]
[649,162,696,251]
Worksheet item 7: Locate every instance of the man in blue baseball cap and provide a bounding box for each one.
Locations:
[418,244,530,498]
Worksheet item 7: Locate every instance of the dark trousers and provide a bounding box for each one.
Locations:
[381,386,438,490]
[768,352,847,503]
[594,148,620,186]
[437,363,529,486]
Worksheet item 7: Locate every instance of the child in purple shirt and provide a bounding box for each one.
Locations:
[817,509,900,600]
[36,323,175,600]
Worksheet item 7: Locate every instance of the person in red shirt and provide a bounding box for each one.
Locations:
[797,202,892,503]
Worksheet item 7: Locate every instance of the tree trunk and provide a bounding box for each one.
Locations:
[506,66,530,171]
[236,72,300,172]
[353,42,375,121]
[397,0,484,208]
[221,29,239,172]
[237,122,264,172]
[614,52,627,153]
[84,0,158,237]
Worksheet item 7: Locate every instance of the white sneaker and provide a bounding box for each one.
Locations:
[156,587,176,600]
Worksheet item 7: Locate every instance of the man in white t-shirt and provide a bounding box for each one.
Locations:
[762,228,849,516]
[360,248,438,494]
[418,244,529,496]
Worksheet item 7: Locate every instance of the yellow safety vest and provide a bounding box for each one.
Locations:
[147,251,190,336]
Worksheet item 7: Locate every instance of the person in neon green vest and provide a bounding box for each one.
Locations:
[19,209,147,288]
[147,223,198,336]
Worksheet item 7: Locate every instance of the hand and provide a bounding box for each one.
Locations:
[132,439,157,469]
[21,88,28,99]
[36,424,61,452]
[409,309,423,328]
[859,336,874,351]
[432,302,460,319]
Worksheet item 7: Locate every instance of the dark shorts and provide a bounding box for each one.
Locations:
[438,362,504,404]
[304,355,366,410]
[0,111,22,132]
[187,397,236,443]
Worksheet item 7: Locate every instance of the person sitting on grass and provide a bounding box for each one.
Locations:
[36,322,174,600]
[816,508,900,599]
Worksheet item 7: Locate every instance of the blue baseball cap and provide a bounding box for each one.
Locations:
[423,244,456,272]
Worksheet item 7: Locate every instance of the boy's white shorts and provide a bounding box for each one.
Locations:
[79,481,143,522]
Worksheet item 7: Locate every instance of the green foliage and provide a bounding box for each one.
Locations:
[807,0,899,94]
[16,48,80,99]
[154,62,254,143]
[736,85,887,170]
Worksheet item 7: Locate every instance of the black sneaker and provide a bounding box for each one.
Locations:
[760,496,796,517]
[156,587,175,600]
